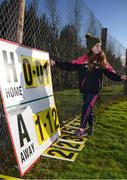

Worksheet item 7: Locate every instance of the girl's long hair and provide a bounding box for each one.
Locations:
[87,50,108,71]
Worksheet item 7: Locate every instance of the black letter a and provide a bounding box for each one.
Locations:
[17,114,30,147]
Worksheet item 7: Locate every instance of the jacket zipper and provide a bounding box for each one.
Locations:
[98,79,101,90]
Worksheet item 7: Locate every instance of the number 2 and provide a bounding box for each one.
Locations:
[52,108,59,130]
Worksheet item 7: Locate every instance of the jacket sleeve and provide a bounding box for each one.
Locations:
[71,54,88,64]
[55,61,83,71]
[102,64,122,82]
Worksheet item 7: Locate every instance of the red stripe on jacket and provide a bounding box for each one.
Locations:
[71,54,88,64]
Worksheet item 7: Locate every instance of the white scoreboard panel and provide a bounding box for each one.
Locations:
[0,39,61,176]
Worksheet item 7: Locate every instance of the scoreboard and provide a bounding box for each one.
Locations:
[0,39,60,176]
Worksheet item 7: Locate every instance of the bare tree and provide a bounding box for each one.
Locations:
[44,0,61,55]
[45,0,59,32]
[68,0,82,56]
[73,0,82,39]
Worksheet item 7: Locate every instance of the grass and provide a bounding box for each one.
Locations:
[54,84,124,122]
[1,85,127,179]
[54,89,83,122]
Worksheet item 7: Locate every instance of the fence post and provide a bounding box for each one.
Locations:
[16,0,25,43]
[100,28,107,87]
[101,28,107,53]
[124,49,127,95]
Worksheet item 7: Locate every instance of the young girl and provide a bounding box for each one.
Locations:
[50,33,126,137]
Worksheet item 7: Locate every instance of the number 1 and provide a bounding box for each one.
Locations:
[46,111,53,133]
[35,115,44,141]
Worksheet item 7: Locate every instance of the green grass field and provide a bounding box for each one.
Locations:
[1,85,127,179]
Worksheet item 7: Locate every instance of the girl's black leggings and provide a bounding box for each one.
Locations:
[80,93,98,129]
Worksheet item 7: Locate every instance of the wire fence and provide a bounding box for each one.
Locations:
[0,0,126,170]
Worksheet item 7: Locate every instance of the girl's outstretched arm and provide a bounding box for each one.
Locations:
[102,67,127,82]
[49,59,83,71]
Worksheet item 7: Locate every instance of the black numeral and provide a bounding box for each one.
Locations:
[36,60,43,84]
[48,149,75,159]
[52,108,59,130]
[57,141,80,149]
[46,111,53,133]
[61,134,83,142]
[23,58,33,86]
[35,115,44,141]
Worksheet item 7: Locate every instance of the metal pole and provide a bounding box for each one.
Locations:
[101,28,107,53]
[124,49,127,95]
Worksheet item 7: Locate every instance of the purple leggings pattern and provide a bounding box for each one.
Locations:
[80,94,98,128]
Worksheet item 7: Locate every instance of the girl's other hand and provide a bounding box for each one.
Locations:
[121,74,127,81]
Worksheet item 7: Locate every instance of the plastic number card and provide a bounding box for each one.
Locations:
[61,126,79,134]
[59,133,87,144]
[65,121,80,128]
[42,147,78,161]
[52,140,84,151]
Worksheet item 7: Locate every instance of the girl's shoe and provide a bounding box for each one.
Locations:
[73,129,87,137]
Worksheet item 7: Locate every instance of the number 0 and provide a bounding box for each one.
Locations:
[23,58,33,86]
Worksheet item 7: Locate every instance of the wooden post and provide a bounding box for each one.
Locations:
[16,0,25,44]
[124,49,127,95]
[101,28,107,87]
[101,28,107,53]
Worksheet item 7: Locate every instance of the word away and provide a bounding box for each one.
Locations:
[20,143,35,163]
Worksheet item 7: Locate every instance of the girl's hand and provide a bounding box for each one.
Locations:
[49,59,56,66]
[121,74,127,81]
